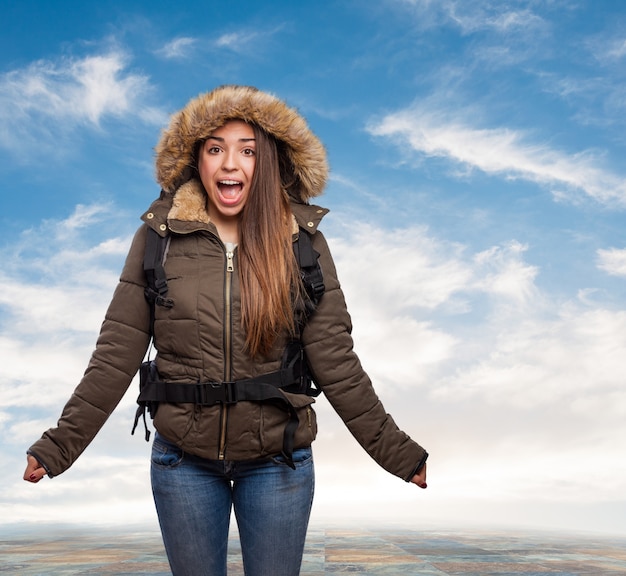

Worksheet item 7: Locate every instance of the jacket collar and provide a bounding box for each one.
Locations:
[141,179,328,237]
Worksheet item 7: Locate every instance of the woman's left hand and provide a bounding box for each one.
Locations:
[410,463,427,489]
[23,454,47,483]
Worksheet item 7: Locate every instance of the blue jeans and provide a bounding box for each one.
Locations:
[150,433,315,576]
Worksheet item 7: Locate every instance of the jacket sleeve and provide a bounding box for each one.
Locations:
[27,225,152,477]
[302,231,428,482]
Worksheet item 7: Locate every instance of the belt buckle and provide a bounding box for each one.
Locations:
[222,381,237,404]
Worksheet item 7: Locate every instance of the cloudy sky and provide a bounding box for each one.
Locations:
[2,0,626,536]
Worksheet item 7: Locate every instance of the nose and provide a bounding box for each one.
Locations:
[221,148,238,171]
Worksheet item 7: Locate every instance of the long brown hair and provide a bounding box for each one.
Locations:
[238,124,301,357]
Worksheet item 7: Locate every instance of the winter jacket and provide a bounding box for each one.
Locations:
[28,86,427,481]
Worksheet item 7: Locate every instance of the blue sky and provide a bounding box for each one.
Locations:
[2,0,626,535]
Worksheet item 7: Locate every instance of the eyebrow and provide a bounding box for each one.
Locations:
[206,136,256,143]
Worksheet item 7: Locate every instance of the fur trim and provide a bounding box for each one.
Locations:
[167,178,300,234]
[168,179,210,223]
[155,85,328,201]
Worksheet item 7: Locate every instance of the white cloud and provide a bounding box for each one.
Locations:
[0,50,163,153]
[5,449,155,526]
[312,219,626,534]
[367,104,626,206]
[155,37,197,59]
[606,38,626,59]
[327,225,539,396]
[213,25,285,54]
[155,27,286,60]
[0,278,114,334]
[330,224,472,313]
[215,31,258,49]
[395,0,546,35]
[0,204,132,411]
[434,306,626,409]
[597,247,626,277]
[4,204,130,288]
[451,6,545,35]
[1,51,145,123]
[586,31,626,64]
[324,221,626,521]
[473,241,538,304]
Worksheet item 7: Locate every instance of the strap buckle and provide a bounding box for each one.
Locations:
[221,381,238,404]
[194,381,238,405]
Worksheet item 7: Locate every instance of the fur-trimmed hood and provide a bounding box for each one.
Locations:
[155,85,328,202]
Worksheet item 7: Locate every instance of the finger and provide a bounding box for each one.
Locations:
[27,469,46,483]
[24,456,46,483]
[410,474,427,489]
[419,464,427,488]
[24,467,44,482]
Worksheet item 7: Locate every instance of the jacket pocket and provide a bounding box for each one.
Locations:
[260,394,317,454]
[153,401,195,443]
[285,394,317,444]
[296,405,317,445]
[151,434,184,468]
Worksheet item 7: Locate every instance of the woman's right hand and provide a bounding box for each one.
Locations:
[23,454,47,483]
[410,463,427,489]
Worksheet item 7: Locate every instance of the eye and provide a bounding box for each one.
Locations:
[242,147,256,156]
[206,145,222,155]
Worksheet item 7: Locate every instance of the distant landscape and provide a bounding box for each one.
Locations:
[2,523,626,575]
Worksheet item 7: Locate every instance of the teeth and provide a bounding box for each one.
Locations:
[219,180,241,185]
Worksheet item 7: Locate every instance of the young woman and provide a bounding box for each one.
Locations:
[24,85,428,576]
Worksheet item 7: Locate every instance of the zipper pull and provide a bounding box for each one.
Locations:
[226,251,234,272]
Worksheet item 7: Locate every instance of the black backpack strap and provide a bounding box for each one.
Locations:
[143,227,173,334]
[132,228,173,441]
[136,350,311,407]
[131,359,160,441]
[293,228,325,320]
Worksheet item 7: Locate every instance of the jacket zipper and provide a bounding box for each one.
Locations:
[218,248,235,460]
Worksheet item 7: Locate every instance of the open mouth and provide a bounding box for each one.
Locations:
[217,180,244,202]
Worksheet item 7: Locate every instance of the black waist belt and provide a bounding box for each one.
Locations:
[138,369,292,405]
[132,365,319,469]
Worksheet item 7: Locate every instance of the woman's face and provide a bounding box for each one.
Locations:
[198,120,256,228]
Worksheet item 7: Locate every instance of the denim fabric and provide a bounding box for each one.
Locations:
[151,433,315,576]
